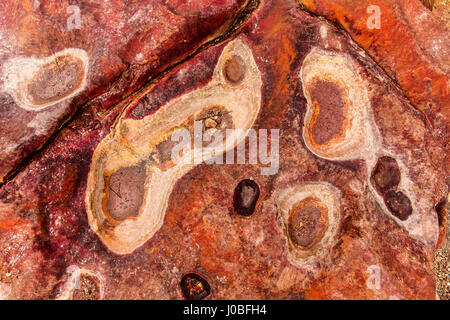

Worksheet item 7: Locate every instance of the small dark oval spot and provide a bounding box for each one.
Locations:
[72,274,100,300]
[180,273,211,300]
[223,56,245,84]
[384,190,413,221]
[233,179,260,216]
[371,156,401,193]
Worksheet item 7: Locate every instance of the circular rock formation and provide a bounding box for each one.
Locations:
[1,48,89,110]
[288,197,329,249]
[277,182,341,267]
[224,55,246,84]
[103,162,147,223]
[300,48,380,161]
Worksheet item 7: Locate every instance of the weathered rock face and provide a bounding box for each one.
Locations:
[0,0,448,300]
[298,0,450,173]
[0,0,251,185]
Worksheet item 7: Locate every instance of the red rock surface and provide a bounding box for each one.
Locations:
[0,0,448,300]
[0,0,250,185]
[298,0,450,172]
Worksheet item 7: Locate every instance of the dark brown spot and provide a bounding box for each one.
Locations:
[384,190,412,221]
[371,156,401,193]
[288,197,329,249]
[420,0,434,10]
[310,80,346,145]
[180,273,211,300]
[289,205,321,247]
[435,191,448,228]
[224,56,245,84]
[72,274,100,300]
[27,55,85,105]
[233,179,260,216]
[104,162,147,222]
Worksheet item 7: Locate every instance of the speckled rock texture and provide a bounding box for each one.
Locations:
[0,0,448,300]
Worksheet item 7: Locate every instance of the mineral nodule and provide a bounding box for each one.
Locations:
[0,0,448,300]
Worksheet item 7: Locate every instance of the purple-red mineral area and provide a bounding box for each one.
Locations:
[0,0,448,300]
